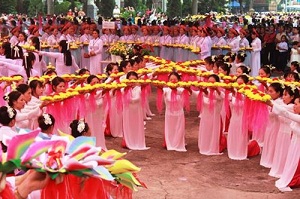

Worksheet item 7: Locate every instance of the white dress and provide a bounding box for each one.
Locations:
[0,126,17,146]
[88,37,103,74]
[198,89,224,155]
[250,37,262,76]
[272,104,300,191]
[163,87,186,152]
[290,48,300,63]
[85,90,107,150]
[227,94,248,160]
[269,103,293,178]
[122,86,149,150]
[260,98,283,168]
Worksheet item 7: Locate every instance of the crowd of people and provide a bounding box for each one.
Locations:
[0,11,300,197]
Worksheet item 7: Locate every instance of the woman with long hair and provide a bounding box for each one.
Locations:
[39,40,79,75]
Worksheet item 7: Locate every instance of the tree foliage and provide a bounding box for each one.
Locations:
[197,0,227,13]
[28,0,44,16]
[98,0,115,18]
[124,0,137,8]
[146,0,153,9]
[0,0,17,14]
[167,0,182,18]
[54,1,71,15]
[182,0,192,17]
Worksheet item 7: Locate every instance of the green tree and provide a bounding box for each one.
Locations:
[146,0,152,9]
[28,0,44,16]
[182,0,192,17]
[124,0,136,7]
[197,0,227,13]
[99,0,115,18]
[54,1,71,15]
[167,0,182,18]
[0,0,16,14]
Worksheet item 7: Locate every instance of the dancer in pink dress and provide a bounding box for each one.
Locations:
[163,72,187,152]
[198,74,225,155]
[85,75,107,150]
[260,82,284,168]
[122,71,149,150]
[252,65,272,146]
[227,75,249,160]
[269,86,299,178]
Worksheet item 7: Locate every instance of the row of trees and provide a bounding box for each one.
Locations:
[0,0,248,18]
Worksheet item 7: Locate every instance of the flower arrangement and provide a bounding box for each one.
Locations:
[108,42,133,56]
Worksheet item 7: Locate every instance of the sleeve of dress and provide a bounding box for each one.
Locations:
[200,39,210,55]
[273,103,300,123]
[72,56,79,70]
[0,62,26,77]
[39,51,61,59]
[16,111,31,122]
[131,87,141,102]
[252,40,262,52]
[27,106,42,118]
[94,40,103,55]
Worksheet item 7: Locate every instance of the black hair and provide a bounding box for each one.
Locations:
[126,71,138,79]
[208,74,220,82]
[51,76,65,92]
[30,37,42,61]
[291,61,300,73]
[87,75,100,84]
[226,52,236,62]
[168,71,181,81]
[260,65,272,76]
[44,69,57,76]
[23,52,36,79]
[204,56,214,65]
[59,40,72,66]
[284,86,299,104]
[29,80,44,96]
[92,29,100,35]
[4,91,23,107]
[78,68,90,75]
[18,32,27,43]
[284,72,300,82]
[236,74,249,84]
[219,62,232,76]
[38,113,55,131]
[70,119,90,138]
[106,62,118,74]
[16,84,30,94]
[119,60,130,72]
[236,51,247,62]
[238,65,251,74]
[269,82,284,97]
[0,106,17,126]
[2,42,12,59]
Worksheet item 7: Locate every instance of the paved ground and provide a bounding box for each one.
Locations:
[106,89,300,199]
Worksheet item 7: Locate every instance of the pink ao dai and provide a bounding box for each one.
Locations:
[198,89,223,155]
[163,87,186,152]
[122,86,149,150]
[85,91,107,150]
[269,104,293,178]
[227,94,248,160]
[260,98,283,168]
